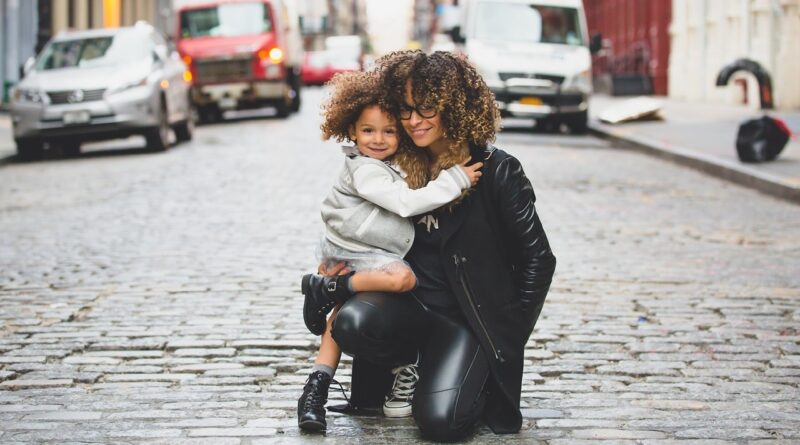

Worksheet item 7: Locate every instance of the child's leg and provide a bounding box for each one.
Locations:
[314,307,342,373]
[350,265,416,294]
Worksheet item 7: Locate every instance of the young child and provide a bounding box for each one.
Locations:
[297,71,482,432]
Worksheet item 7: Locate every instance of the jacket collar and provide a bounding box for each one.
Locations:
[341,145,407,178]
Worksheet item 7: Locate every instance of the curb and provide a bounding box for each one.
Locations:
[589,123,800,205]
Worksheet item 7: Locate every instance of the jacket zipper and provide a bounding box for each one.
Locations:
[453,253,505,363]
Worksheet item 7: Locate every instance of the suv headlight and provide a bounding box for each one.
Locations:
[107,76,148,95]
[12,88,44,104]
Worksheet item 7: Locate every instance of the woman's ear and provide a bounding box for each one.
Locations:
[348,125,357,142]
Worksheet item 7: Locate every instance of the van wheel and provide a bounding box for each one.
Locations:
[146,100,170,151]
[16,138,44,161]
[63,141,81,157]
[568,110,589,135]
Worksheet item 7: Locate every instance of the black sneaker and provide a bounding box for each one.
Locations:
[298,370,332,431]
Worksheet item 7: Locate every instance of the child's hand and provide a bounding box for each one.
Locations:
[318,261,351,276]
[460,159,484,187]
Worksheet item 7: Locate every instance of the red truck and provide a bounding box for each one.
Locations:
[175,0,303,121]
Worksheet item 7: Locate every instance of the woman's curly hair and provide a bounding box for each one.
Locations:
[375,50,501,190]
[320,70,388,143]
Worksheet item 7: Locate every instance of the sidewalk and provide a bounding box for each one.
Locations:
[589,94,800,204]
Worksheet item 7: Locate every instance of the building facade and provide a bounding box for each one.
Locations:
[669,0,800,110]
[584,0,672,96]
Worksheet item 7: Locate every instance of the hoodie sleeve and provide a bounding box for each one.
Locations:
[351,163,470,217]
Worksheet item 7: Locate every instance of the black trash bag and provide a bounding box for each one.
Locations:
[735,116,791,163]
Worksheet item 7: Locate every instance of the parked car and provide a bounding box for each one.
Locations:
[9,22,193,160]
[301,50,336,86]
[176,0,303,121]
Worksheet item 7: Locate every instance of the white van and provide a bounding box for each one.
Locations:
[452,0,600,133]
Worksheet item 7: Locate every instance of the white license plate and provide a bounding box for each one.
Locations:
[63,110,90,125]
[218,97,237,110]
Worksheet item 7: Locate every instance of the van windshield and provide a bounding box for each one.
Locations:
[35,30,151,70]
[474,3,583,46]
[180,2,272,38]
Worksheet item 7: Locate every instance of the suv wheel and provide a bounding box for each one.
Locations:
[16,138,44,161]
[174,118,194,143]
[290,71,302,112]
[146,100,170,151]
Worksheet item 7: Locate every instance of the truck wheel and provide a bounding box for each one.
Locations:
[146,100,170,152]
[16,138,44,161]
[290,74,302,112]
[568,110,589,135]
[198,105,222,125]
[174,118,194,143]
[275,99,290,118]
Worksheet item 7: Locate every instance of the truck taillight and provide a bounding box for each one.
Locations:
[259,47,284,64]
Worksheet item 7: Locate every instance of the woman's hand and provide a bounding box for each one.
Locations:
[318,261,351,276]
[459,159,484,186]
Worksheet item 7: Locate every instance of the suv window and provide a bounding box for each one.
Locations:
[36,29,150,70]
[180,2,273,38]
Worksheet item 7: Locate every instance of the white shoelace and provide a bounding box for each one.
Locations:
[387,364,419,402]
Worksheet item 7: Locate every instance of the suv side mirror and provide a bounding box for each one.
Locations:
[21,57,35,77]
[590,33,602,54]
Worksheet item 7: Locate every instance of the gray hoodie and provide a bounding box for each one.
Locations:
[321,146,471,257]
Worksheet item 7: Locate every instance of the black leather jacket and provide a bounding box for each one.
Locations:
[439,144,556,433]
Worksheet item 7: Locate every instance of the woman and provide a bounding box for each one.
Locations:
[326,50,556,441]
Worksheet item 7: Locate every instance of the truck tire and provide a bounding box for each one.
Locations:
[290,71,302,112]
[275,98,290,118]
[146,100,171,152]
[16,138,44,161]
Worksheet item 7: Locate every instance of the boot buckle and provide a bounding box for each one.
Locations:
[326,281,337,293]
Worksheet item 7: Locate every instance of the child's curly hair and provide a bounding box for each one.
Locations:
[375,50,500,189]
[320,71,388,143]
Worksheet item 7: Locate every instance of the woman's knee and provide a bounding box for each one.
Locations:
[413,390,477,442]
[330,293,389,353]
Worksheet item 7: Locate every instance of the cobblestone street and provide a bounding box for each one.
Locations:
[1,88,799,444]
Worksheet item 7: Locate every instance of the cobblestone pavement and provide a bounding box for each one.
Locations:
[1,88,799,444]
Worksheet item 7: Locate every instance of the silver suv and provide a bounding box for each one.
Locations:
[9,22,194,159]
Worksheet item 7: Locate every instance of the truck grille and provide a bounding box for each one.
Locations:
[47,89,106,104]
[195,58,253,83]
[499,72,565,85]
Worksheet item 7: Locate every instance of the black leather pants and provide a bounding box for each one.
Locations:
[332,292,490,442]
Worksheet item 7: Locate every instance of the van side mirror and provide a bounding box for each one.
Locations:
[449,26,465,44]
[590,33,602,54]
[21,57,35,77]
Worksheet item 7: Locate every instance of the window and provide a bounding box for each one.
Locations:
[474,2,583,46]
[36,30,150,70]
[180,2,273,38]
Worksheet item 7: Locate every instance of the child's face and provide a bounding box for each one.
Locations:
[349,105,399,161]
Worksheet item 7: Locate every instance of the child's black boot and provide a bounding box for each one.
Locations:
[297,370,332,432]
[301,271,355,335]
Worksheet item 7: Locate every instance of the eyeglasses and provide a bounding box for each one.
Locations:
[399,103,438,120]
